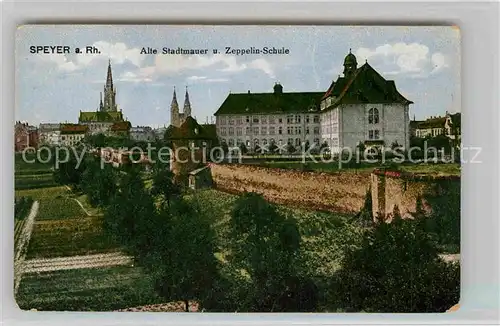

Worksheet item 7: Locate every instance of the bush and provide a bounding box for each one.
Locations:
[329,217,460,312]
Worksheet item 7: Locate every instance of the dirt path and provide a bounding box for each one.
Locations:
[14,201,39,295]
[23,252,133,273]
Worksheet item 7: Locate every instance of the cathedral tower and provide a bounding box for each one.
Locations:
[183,86,192,118]
[170,87,180,127]
[343,49,358,78]
[101,60,118,112]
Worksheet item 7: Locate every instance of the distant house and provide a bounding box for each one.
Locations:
[39,123,61,146]
[188,165,213,190]
[130,126,155,142]
[110,121,132,138]
[15,121,38,152]
[60,124,88,146]
[410,112,461,141]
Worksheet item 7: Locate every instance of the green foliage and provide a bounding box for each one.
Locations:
[150,167,181,208]
[81,158,118,207]
[14,196,34,220]
[52,148,89,190]
[150,200,219,312]
[330,218,460,312]
[229,192,313,311]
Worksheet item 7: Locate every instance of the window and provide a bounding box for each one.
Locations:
[228,139,235,146]
[269,126,275,135]
[261,116,267,124]
[228,127,234,136]
[220,127,227,136]
[237,139,243,145]
[278,127,283,135]
[305,115,310,123]
[219,117,226,125]
[246,126,251,134]
[278,118,283,123]
[236,117,242,125]
[287,127,293,135]
[246,116,250,123]
[295,126,301,134]
[269,116,275,124]
[236,127,242,135]
[253,127,259,135]
[262,139,267,145]
[288,138,293,144]
[287,115,294,124]
[306,127,310,134]
[253,117,259,123]
[295,115,301,123]
[313,127,320,135]
[368,129,380,140]
[368,108,380,124]
[295,138,301,146]
[229,118,235,125]
[261,127,267,135]
[254,138,259,144]
[313,115,320,123]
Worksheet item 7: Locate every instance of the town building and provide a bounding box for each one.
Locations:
[214,84,323,152]
[78,60,129,136]
[170,86,192,128]
[130,126,155,142]
[410,112,461,141]
[320,50,413,154]
[14,122,38,151]
[15,121,38,152]
[39,123,61,146]
[214,50,413,154]
[60,124,88,146]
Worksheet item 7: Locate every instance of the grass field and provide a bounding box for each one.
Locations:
[14,220,27,251]
[190,189,363,279]
[16,266,165,311]
[26,216,119,259]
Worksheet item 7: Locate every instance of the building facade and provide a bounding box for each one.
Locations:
[130,126,155,142]
[320,51,413,153]
[410,112,461,141]
[39,123,61,146]
[78,60,128,135]
[214,51,412,154]
[15,122,38,152]
[170,87,192,128]
[214,83,323,152]
[60,124,88,146]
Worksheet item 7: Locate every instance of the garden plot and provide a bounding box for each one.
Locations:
[23,252,133,273]
[26,216,119,259]
[36,197,86,220]
[16,266,165,311]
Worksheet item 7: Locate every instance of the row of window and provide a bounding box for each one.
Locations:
[218,114,320,125]
[222,138,322,147]
[219,126,321,136]
[61,134,85,141]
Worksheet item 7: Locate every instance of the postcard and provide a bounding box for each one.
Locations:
[14,25,461,312]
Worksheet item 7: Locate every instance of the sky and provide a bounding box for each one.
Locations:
[15,25,461,128]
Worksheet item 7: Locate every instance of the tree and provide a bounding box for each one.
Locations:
[150,167,181,208]
[81,157,117,207]
[53,147,89,189]
[230,192,306,311]
[151,200,219,312]
[330,217,460,312]
[239,143,248,155]
[268,142,278,154]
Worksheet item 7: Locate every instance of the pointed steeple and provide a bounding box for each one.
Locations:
[102,59,117,112]
[106,59,113,90]
[183,86,192,117]
[170,86,180,127]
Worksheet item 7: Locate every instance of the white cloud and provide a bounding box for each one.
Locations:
[116,71,152,83]
[187,76,207,81]
[137,54,274,80]
[206,78,229,83]
[355,43,448,78]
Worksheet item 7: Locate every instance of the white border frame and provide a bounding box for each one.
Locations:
[2,1,499,325]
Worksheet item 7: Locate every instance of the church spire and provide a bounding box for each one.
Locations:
[106,59,113,90]
[99,92,103,111]
[183,86,192,117]
[170,86,180,127]
[102,59,117,112]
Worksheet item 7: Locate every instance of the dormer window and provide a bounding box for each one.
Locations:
[194,128,199,135]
